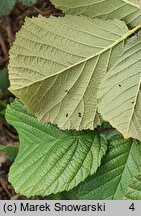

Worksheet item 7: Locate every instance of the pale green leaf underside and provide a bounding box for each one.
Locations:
[66,137,141,200]
[52,0,141,28]
[98,36,141,141]
[8,15,129,130]
[125,173,141,199]
[6,100,107,197]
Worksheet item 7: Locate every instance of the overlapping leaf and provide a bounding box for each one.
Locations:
[52,0,141,28]
[6,100,107,196]
[66,137,141,200]
[98,36,141,141]
[8,15,130,130]
[125,174,141,199]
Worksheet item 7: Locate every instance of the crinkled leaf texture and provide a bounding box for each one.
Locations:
[125,174,141,200]
[98,36,141,141]
[8,15,129,130]
[66,137,141,200]
[6,100,107,197]
[52,0,141,28]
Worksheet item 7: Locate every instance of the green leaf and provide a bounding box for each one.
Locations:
[0,68,10,93]
[6,99,107,197]
[98,122,121,141]
[0,0,16,16]
[125,173,141,200]
[19,0,37,6]
[0,0,37,16]
[0,145,19,161]
[98,36,141,141]
[65,137,141,200]
[8,15,131,130]
[0,100,6,111]
[52,0,141,28]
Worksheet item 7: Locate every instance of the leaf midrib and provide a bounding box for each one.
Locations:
[10,24,141,93]
[123,0,140,8]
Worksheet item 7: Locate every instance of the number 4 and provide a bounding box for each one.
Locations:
[129,203,135,211]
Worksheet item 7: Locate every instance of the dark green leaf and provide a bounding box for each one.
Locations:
[65,138,141,200]
[6,99,107,196]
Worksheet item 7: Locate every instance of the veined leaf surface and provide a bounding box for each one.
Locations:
[8,15,130,130]
[66,137,141,200]
[52,0,141,28]
[125,174,141,199]
[98,36,141,141]
[6,100,107,196]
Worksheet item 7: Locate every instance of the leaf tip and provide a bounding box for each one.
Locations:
[123,133,130,139]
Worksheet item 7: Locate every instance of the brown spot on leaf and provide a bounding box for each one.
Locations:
[119,84,121,87]
[66,113,68,117]
[66,61,73,65]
